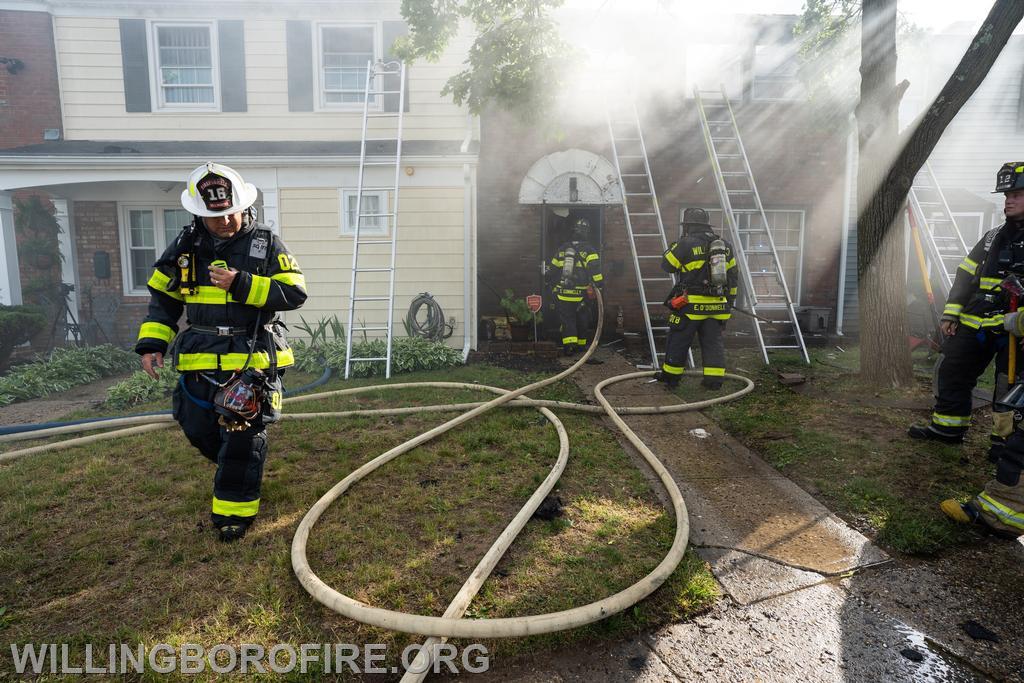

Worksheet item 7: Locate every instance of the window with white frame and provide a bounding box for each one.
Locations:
[700,208,805,303]
[121,206,192,294]
[752,44,804,101]
[318,24,379,108]
[685,43,745,100]
[951,212,986,246]
[152,23,218,109]
[340,190,389,236]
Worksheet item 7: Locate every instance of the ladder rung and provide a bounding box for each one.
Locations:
[349,357,388,362]
[363,162,398,166]
[356,239,393,245]
[707,120,732,124]
[355,267,393,273]
[717,154,743,159]
[721,172,747,177]
[354,326,390,331]
[632,233,664,237]
[620,173,648,177]
[366,113,399,118]
[711,137,736,141]
[354,186,396,191]
[360,212,395,218]
[618,155,644,158]
[631,212,658,216]
[626,192,653,196]
[353,296,390,302]
[728,190,753,194]
[651,326,669,331]
[363,137,398,142]
[367,89,403,95]
[638,255,661,259]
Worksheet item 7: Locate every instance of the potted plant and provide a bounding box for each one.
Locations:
[500,288,541,342]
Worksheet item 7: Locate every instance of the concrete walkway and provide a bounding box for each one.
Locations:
[463,349,997,682]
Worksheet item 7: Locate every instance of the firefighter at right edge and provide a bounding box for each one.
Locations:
[658,208,738,390]
[909,162,1024,457]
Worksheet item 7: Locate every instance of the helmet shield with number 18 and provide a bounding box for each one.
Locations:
[181,162,259,217]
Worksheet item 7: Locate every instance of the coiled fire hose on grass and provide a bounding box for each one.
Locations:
[0,291,753,678]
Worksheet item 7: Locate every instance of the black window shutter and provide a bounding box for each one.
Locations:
[383,21,410,113]
[218,20,247,112]
[119,19,151,113]
[286,20,314,112]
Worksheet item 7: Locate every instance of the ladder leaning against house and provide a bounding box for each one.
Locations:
[693,84,809,366]
[344,60,407,380]
[605,101,683,370]
[907,162,969,300]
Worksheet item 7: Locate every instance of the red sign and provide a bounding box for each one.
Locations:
[526,294,543,314]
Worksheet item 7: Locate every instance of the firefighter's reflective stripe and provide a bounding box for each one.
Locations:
[943,302,963,316]
[551,258,565,267]
[726,258,737,269]
[177,348,295,371]
[958,313,1005,329]
[271,271,306,288]
[932,412,971,427]
[556,294,584,302]
[664,250,682,270]
[182,286,240,305]
[728,287,738,296]
[562,335,578,345]
[980,277,1004,290]
[684,259,706,271]
[592,273,604,282]
[688,294,728,304]
[958,257,979,275]
[585,253,599,264]
[212,496,260,518]
[146,270,184,301]
[662,363,685,376]
[576,338,587,346]
[686,313,731,320]
[138,322,174,343]
[704,367,725,377]
[977,492,1024,530]
[245,274,271,307]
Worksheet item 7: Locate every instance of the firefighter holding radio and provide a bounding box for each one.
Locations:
[135,162,307,542]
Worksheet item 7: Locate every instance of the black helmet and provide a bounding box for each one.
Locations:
[994,162,1024,194]
[680,207,713,235]
[571,217,590,239]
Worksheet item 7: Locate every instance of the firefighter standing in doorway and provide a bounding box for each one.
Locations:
[135,162,307,542]
[909,162,1024,456]
[550,217,603,356]
[940,164,1024,538]
[657,208,738,390]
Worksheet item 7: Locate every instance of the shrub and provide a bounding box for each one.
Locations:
[105,369,178,409]
[0,345,137,406]
[296,336,462,379]
[0,304,47,372]
[500,288,542,325]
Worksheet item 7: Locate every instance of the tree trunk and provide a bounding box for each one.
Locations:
[856,0,1024,386]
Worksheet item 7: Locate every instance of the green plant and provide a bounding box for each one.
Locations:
[297,337,462,379]
[14,197,66,330]
[0,305,46,373]
[500,288,541,325]
[105,368,179,409]
[0,345,137,406]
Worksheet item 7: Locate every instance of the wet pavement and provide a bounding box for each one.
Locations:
[460,349,1011,682]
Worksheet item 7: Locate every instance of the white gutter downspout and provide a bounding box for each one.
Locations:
[836,113,856,337]
[461,113,476,361]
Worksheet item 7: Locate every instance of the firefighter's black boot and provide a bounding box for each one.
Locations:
[218,522,250,543]
[701,378,724,390]
[908,424,965,444]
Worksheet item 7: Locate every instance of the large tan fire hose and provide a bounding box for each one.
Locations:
[0,291,754,677]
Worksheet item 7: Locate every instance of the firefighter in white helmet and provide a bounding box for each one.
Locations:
[135,162,307,542]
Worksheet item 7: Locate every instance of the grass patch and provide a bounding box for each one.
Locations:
[705,345,993,556]
[0,362,716,678]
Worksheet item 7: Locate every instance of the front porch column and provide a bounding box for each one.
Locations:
[52,198,80,330]
[0,192,22,305]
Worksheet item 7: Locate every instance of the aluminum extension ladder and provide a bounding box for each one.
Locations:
[605,101,682,369]
[344,60,407,379]
[907,162,968,299]
[693,84,809,365]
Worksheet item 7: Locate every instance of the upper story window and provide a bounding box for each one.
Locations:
[152,23,219,110]
[318,23,380,109]
[752,45,804,101]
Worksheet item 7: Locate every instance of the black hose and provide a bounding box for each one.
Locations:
[406,293,454,341]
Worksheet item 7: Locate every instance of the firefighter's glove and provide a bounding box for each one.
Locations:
[586,285,596,300]
[670,294,688,310]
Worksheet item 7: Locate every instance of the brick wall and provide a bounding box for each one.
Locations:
[478,100,848,336]
[73,201,150,346]
[0,9,62,149]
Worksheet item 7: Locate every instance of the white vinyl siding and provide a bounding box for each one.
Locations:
[55,16,474,141]
[318,24,379,109]
[340,189,388,235]
[151,22,219,110]
[119,205,191,294]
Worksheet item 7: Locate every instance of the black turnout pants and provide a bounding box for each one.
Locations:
[663,314,726,383]
[931,325,1007,437]
[172,370,283,529]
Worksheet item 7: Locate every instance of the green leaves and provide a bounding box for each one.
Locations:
[105,368,178,409]
[399,0,569,119]
[0,345,137,407]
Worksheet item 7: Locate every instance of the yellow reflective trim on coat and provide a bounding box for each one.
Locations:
[703,367,726,377]
[591,273,604,282]
[958,257,978,275]
[729,287,738,296]
[176,348,295,371]
[585,253,599,263]
[726,258,737,269]
[943,303,963,314]
[977,493,1024,530]
[271,271,306,288]
[688,294,728,304]
[980,277,1003,290]
[212,496,260,518]
[556,295,583,302]
[246,275,271,307]
[138,322,174,343]
[684,259,706,271]
[551,258,565,267]
[958,313,1004,329]
[932,412,971,427]
[561,336,578,345]
[664,250,682,269]
[685,313,731,320]
[180,286,236,305]
[147,270,185,301]
[662,363,685,375]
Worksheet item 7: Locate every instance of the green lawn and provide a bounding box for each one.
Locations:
[0,363,716,680]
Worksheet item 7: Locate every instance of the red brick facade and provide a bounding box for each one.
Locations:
[0,10,62,149]
[478,101,848,339]
[72,201,150,345]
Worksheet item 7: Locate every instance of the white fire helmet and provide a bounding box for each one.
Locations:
[180,162,259,217]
